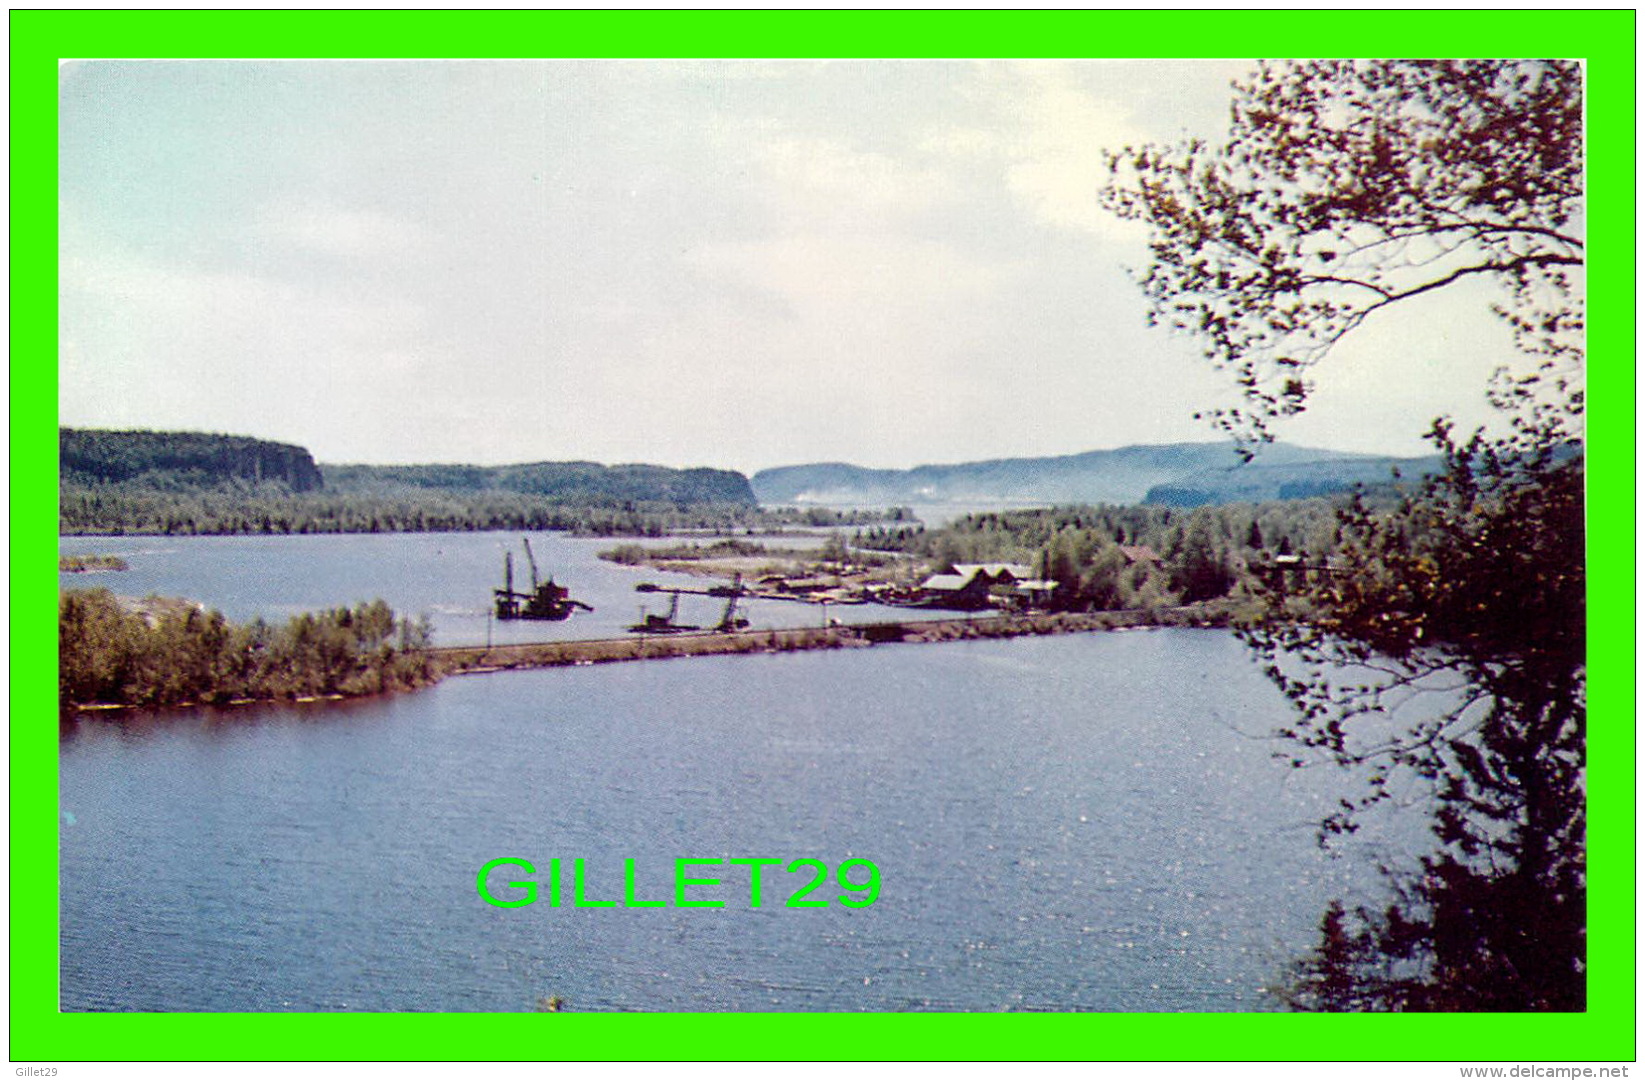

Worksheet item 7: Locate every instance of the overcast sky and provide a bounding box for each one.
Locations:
[59,59,1521,473]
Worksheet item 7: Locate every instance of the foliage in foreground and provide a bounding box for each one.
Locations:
[1103,57,1585,1011]
[1262,428,1584,1010]
[1101,58,1582,449]
[60,591,437,711]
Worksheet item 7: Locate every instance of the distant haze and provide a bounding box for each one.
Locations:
[749,441,1443,508]
[60,60,1518,473]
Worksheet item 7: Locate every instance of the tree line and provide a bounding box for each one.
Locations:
[60,427,765,506]
[856,495,1355,612]
[59,591,438,712]
[60,487,898,537]
[324,460,755,505]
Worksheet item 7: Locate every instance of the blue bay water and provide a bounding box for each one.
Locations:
[58,531,948,648]
[58,533,1413,1012]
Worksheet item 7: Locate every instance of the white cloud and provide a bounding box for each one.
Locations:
[752,135,957,220]
[250,202,434,261]
[928,62,1154,240]
[506,230,1038,469]
[57,59,1480,469]
[688,231,1010,315]
[58,241,438,446]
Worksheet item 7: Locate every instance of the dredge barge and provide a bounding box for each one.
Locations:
[629,575,750,635]
[494,538,593,621]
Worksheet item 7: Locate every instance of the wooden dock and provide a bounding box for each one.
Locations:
[430,609,1212,677]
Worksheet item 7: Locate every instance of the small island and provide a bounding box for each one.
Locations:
[60,554,129,573]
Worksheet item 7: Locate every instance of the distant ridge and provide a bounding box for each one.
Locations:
[59,427,758,507]
[752,443,1440,508]
[1143,453,1443,507]
[61,427,1437,513]
[322,460,757,506]
[60,427,325,492]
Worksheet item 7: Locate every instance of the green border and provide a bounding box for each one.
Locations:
[14,9,1635,1063]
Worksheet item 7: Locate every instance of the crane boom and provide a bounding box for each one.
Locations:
[521,537,541,589]
[494,539,591,621]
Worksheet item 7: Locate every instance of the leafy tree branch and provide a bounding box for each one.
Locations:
[1104,58,1586,1011]
[1101,59,1584,448]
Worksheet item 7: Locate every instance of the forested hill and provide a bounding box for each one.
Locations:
[1143,454,1444,507]
[752,442,1436,508]
[58,428,759,506]
[61,428,325,492]
[322,461,757,506]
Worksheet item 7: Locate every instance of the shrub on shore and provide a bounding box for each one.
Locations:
[60,589,437,712]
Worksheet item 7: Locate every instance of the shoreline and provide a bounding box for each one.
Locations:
[63,606,1229,716]
[431,607,1222,677]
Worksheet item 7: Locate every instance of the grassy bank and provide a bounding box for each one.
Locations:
[432,606,1224,676]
